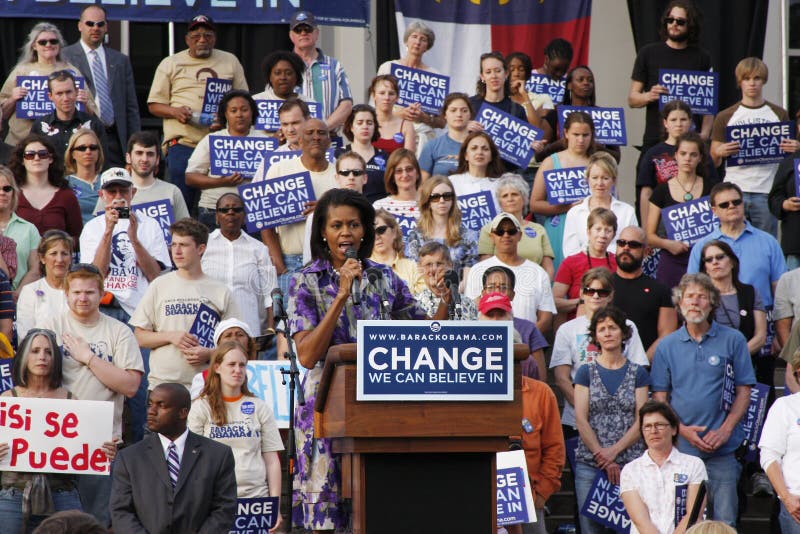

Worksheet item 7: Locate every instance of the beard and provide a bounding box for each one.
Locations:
[617,252,643,273]
[669,28,689,43]
[680,306,710,324]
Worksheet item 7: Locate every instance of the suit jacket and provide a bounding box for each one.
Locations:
[62,42,141,150]
[110,431,237,534]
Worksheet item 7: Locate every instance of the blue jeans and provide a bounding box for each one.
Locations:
[166,143,197,214]
[198,207,218,232]
[743,192,778,237]
[0,487,82,534]
[77,474,112,526]
[780,501,800,533]
[704,453,741,527]
[574,461,616,534]
[278,254,304,297]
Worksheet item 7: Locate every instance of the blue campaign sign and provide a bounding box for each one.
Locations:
[497,466,530,526]
[794,159,800,197]
[209,136,279,179]
[558,106,627,146]
[395,214,418,238]
[257,149,334,177]
[229,497,279,533]
[132,200,174,245]
[199,78,232,126]
[390,64,450,115]
[675,484,688,527]
[357,320,514,401]
[255,99,321,131]
[457,191,497,232]
[580,471,631,533]
[524,73,566,104]
[720,359,735,412]
[544,167,588,205]
[658,69,719,115]
[726,121,794,167]
[661,196,718,247]
[0,361,12,394]
[239,172,315,232]
[245,361,306,429]
[189,304,220,349]
[16,75,86,118]
[477,104,543,168]
[742,383,770,462]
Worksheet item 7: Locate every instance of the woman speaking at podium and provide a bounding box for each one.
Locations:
[287,188,449,532]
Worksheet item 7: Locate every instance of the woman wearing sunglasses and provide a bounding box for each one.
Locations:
[0,166,41,291]
[369,209,421,293]
[65,129,104,224]
[341,104,390,203]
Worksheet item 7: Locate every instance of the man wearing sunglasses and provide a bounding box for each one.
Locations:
[62,5,140,167]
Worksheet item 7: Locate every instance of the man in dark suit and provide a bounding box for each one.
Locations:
[110,383,237,533]
[62,5,141,167]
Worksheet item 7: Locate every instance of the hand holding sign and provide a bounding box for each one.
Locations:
[170,330,199,351]
[646,84,668,103]
[182,345,211,366]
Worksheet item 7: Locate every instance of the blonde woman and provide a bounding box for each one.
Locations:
[369,209,421,293]
[64,128,105,223]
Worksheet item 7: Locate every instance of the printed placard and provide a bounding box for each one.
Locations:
[200,77,232,126]
[558,106,627,146]
[189,303,221,349]
[720,358,735,412]
[579,470,631,533]
[476,103,543,168]
[726,121,794,167]
[0,397,113,476]
[357,320,514,401]
[239,172,315,232]
[675,484,688,527]
[229,497,279,533]
[658,69,719,115]
[742,382,770,462]
[794,159,800,197]
[209,136,279,178]
[395,214,418,238]
[133,199,175,245]
[245,361,307,429]
[257,149,334,177]
[544,167,588,205]
[16,75,86,118]
[255,99,321,130]
[661,196,718,246]
[0,361,12,394]
[524,73,566,104]
[496,450,536,526]
[458,191,497,231]
[390,64,450,115]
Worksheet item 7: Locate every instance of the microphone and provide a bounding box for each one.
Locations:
[345,248,361,305]
[365,267,389,316]
[444,269,462,317]
[271,288,286,331]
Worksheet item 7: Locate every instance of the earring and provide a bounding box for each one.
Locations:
[360,238,364,242]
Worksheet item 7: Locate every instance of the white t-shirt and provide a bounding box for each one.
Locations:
[759,391,800,495]
[447,172,500,212]
[17,277,69,339]
[92,179,190,222]
[562,196,639,257]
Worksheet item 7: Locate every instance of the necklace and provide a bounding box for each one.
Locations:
[676,176,698,201]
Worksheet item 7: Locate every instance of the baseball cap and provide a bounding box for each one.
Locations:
[489,212,522,232]
[478,292,513,315]
[213,318,254,346]
[188,14,216,32]
[99,167,133,189]
[290,11,317,30]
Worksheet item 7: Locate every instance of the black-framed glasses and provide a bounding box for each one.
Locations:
[73,144,99,152]
[375,225,390,235]
[0,186,13,193]
[429,192,455,203]
[69,263,100,275]
[338,169,365,177]
[84,20,107,28]
[616,239,644,250]
[582,287,611,297]
[217,206,244,214]
[23,149,51,160]
[665,17,687,26]
[37,38,60,46]
[492,228,519,237]
[703,253,727,264]
[716,198,743,209]
[292,25,314,34]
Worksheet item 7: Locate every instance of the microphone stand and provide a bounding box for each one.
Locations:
[278,313,304,532]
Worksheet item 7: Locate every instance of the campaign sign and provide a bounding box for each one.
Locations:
[524,72,566,104]
[458,191,497,231]
[675,484,688,527]
[741,383,770,462]
[661,196,718,247]
[726,121,794,167]
[189,303,221,349]
[257,149,335,177]
[245,361,306,429]
[558,106,627,146]
[210,136,278,179]
[390,64,450,115]
[477,104,543,168]
[133,199,174,245]
[255,99,321,130]
[239,172,315,232]
[0,361,12,394]
[16,75,86,118]
[720,358,735,413]
[580,471,631,534]
[658,69,719,115]
[229,497,279,533]
[544,167,588,205]
[795,159,800,198]
[496,450,536,526]
[199,78,232,126]
[395,214,418,238]
[0,397,113,476]
[357,320,514,401]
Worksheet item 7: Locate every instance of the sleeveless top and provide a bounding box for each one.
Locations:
[372,120,407,155]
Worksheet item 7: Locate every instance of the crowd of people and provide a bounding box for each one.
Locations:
[0,1,799,533]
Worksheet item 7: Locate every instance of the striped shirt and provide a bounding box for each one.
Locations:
[299,48,352,123]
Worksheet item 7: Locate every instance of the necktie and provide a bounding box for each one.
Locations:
[90,49,113,126]
[167,442,180,489]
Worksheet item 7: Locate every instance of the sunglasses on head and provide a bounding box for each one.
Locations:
[69,262,100,275]
[338,169,365,177]
[83,20,107,28]
[217,206,244,214]
[616,239,644,250]
[23,149,51,160]
[429,192,455,203]
[37,38,60,46]
[715,198,743,209]
[582,287,611,297]
[73,144,99,152]
[703,253,727,264]
[492,227,519,237]
[375,225,390,235]
[665,17,687,26]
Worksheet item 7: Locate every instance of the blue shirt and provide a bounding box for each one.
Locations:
[418,133,462,177]
[687,221,785,307]
[651,321,756,458]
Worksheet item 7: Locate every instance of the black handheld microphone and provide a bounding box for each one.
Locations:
[345,248,361,305]
[444,269,462,317]
[365,267,389,314]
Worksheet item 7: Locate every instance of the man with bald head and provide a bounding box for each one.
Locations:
[612,226,677,359]
[254,117,336,294]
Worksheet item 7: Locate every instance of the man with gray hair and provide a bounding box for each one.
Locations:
[651,272,755,527]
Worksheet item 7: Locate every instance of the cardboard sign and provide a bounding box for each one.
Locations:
[658,69,719,115]
[661,196,718,246]
[255,99,321,130]
[229,497,279,533]
[395,214,418,238]
[580,470,631,533]
[0,361,12,394]
[544,167,588,205]
[496,450,536,526]
[524,73,566,104]
[199,77,232,126]
[476,103,543,168]
[741,382,770,462]
[457,191,497,232]
[16,75,86,118]
[0,397,113,475]
[390,64,450,115]
[558,106,627,146]
[357,320,514,401]
[209,135,279,178]
[726,121,794,167]
[189,303,221,349]
[239,172,315,232]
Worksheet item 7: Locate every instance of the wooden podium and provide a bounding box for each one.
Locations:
[315,343,527,534]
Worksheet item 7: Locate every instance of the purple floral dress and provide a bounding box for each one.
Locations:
[288,258,426,530]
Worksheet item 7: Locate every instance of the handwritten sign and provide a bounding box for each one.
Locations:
[390,64,450,115]
[726,121,794,167]
[245,361,306,429]
[525,73,566,104]
[477,103,543,168]
[199,77,232,126]
[544,167,588,205]
[189,303,221,349]
[496,450,536,526]
[210,136,278,178]
[558,106,627,146]
[580,470,631,533]
[741,382,770,462]
[255,99,321,130]
[239,172,315,232]
[0,397,113,475]
[661,196,718,247]
[16,75,86,118]
[658,69,719,115]
[0,361,12,394]
[229,497,279,533]
[458,191,497,231]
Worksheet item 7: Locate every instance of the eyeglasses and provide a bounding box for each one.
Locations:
[338,169,365,177]
[83,20,107,28]
[665,17,687,26]
[429,192,455,203]
[616,239,644,250]
[715,198,743,209]
[492,228,519,237]
[582,287,612,297]
[0,186,13,193]
[23,149,51,160]
[485,284,509,292]
[48,69,73,81]
[37,38,60,46]
[68,263,100,275]
[217,206,244,214]
[73,144,99,152]
[643,422,671,432]
[703,253,727,264]
[375,225,390,235]
[292,25,314,34]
